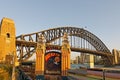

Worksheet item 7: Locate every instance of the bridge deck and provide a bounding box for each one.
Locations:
[16,40,113,57]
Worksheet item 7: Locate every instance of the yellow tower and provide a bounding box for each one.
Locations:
[35,34,45,79]
[61,33,71,79]
[0,17,16,62]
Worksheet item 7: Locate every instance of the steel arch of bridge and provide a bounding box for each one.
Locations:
[17,27,110,52]
[16,27,113,65]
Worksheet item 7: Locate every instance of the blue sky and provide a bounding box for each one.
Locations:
[0,0,120,51]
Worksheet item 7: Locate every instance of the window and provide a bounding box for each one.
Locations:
[7,33,10,38]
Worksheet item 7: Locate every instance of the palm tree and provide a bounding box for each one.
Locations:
[0,64,13,80]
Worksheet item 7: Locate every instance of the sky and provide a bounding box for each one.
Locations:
[0,0,120,52]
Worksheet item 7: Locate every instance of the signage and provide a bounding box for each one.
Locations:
[45,51,61,75]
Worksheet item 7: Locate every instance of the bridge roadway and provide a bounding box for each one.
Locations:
[16,40,113,57]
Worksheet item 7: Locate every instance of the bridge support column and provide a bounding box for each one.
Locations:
[35,34,45,80]
[61,33,71,79]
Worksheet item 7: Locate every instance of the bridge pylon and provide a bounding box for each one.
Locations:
[0,18,16,62]
[61,33,71,79]
[35,34,46,79]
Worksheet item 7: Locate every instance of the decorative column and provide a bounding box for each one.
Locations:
[35,34,46,80]
[61,33,71,79]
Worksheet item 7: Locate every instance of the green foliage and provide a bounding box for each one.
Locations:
[0,64,18,80]
[0,64,13,76]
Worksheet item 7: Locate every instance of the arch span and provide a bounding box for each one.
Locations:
[17,27,110,53]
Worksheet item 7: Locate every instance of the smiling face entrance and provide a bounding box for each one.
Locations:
[45,51,61,75]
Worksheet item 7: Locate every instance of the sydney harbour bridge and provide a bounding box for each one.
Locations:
[0,18,117,80]
[16,27,113,64]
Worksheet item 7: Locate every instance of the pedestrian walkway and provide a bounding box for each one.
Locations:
[68,69,120,80]
[87,70,120,80]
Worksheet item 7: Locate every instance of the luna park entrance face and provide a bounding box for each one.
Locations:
[45,51,61,75]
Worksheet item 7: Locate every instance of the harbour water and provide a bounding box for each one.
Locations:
[71,64,91,69]
[71,64,82,69]
[71,64,120,69]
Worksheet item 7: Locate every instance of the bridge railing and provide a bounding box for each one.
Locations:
[17,64,35,80]
[17,67,33,80]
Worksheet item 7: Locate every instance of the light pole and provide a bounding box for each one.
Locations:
[103,69,106,80]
